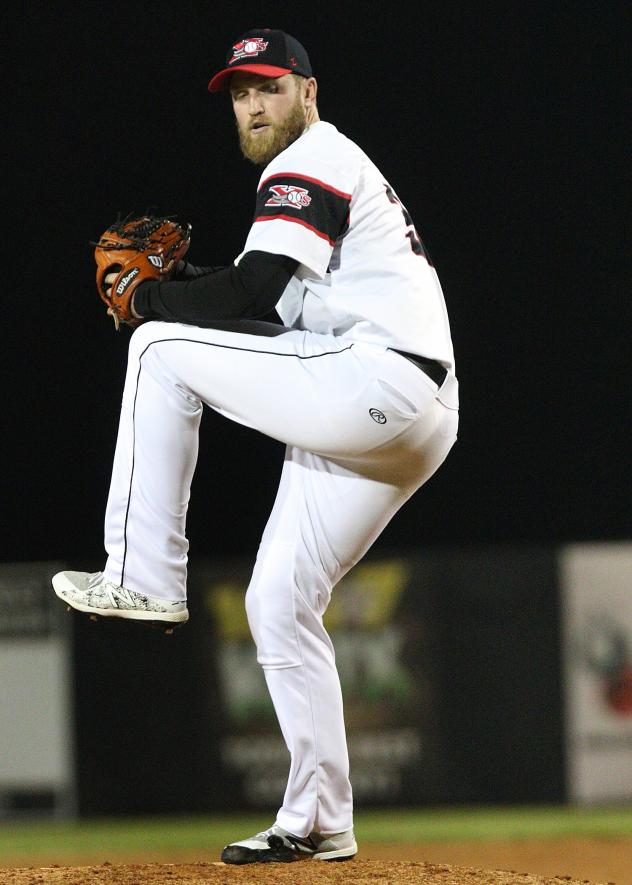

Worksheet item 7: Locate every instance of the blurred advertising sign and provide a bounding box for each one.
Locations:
[0,562,76,817]
[0,562,62,637]
[560,542,632,802]
[196,558,450,807]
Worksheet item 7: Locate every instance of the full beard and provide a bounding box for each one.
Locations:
[237,96,308,165]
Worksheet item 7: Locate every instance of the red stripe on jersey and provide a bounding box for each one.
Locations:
[258,172,352,201]
[253,213,336,246]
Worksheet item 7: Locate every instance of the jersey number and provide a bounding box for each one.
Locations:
[385,184,431,262]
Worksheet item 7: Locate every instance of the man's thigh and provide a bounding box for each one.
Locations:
[258,447,416,593]
[130,321,440,460]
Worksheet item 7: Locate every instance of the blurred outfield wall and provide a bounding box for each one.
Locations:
[1,543,630,818]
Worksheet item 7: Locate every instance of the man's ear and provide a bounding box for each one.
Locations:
[304,77,318,107]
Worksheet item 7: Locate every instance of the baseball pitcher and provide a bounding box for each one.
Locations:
[53,29,459,864]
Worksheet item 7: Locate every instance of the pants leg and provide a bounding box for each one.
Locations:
[103,320,366,598]
[245,404,458,836]
[103,329,202,599]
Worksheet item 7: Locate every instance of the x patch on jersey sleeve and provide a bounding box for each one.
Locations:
[254,173,351,246]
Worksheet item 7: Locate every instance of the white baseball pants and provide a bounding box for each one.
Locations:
[103,319,459,837]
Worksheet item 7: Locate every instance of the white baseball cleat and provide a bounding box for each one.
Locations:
[220,823,357,864]
[52,571,189,625]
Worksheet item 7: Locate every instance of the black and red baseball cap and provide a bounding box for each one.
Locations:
[208,29,312,93]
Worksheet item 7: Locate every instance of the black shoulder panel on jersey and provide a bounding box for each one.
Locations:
[254,172,351,246]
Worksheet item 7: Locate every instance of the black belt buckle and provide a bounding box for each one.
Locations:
[391,349,448,387]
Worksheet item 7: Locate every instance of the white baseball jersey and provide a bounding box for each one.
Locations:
[241,121,455,371]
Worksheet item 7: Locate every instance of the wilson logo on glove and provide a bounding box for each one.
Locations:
[265,185,312,210]
[116,268,140,294]
[148,255,164,268]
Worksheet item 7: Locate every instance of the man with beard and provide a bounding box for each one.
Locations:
[53,29,459,864]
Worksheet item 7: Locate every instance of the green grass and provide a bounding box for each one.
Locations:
[1,806,631,865]
[356,806,632,841]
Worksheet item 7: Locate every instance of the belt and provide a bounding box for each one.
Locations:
[390,350,448,387]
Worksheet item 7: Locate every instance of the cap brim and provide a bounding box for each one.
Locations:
[208,64,294,93]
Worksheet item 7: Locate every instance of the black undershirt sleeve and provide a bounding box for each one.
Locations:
[133,251,298,326]
[173,261,225,280]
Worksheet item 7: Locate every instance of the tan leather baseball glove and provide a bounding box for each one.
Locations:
[93,215,191,329]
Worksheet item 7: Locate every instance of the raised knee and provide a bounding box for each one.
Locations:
[128,320,165,359]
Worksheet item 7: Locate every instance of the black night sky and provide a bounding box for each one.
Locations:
[4,1,628,567]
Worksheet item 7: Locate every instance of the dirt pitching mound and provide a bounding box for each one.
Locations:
[0,861,610,885]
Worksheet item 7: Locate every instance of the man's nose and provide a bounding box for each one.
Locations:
[248,93,265,114]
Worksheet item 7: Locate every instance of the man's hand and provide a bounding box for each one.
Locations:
[104,272,115,300]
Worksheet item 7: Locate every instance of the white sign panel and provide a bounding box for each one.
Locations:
[0,562,76,816]
[560,542,632,802]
